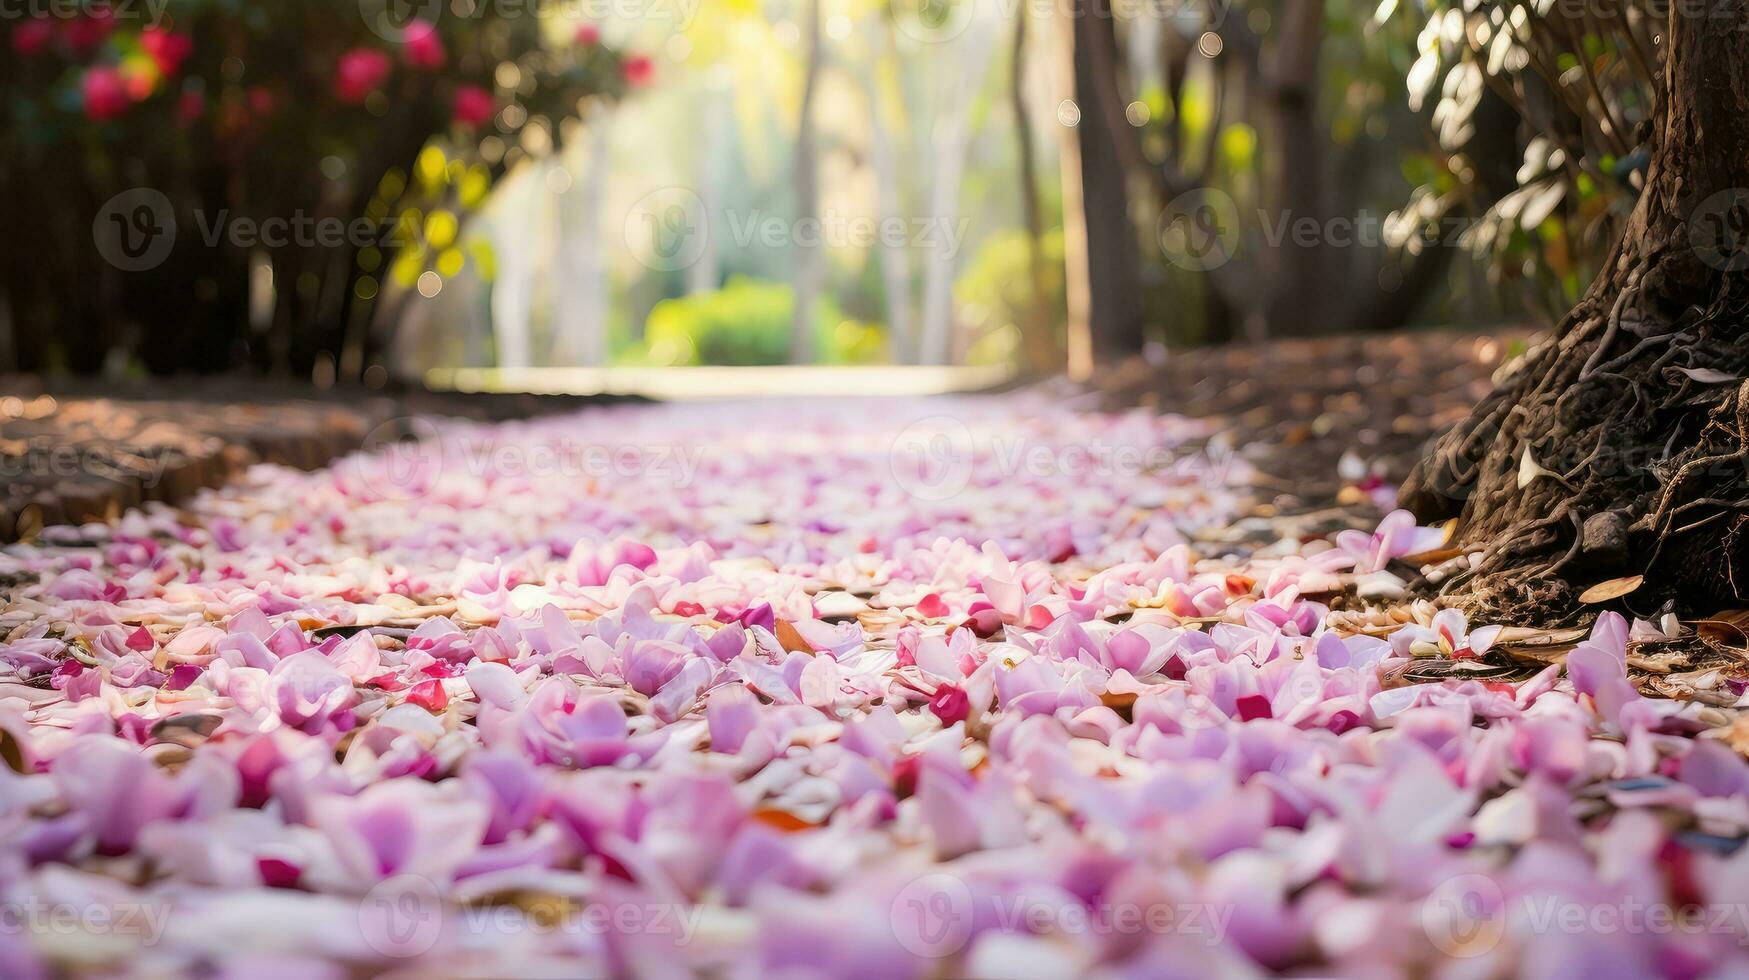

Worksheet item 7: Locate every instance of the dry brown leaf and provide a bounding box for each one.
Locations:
[0,728,23,774]
[751,808,819,833]
[1492,625,1589,647]
[1100,691,1138,719]
[1694,610,1749,647]
[1579,575,1644,604]
[776,620,815,654]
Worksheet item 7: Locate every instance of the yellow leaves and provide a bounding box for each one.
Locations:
[415,146,448,192]
[424,210,458,250]
[436,248,465,278]
[458,166,492,208]
[390,247,426,288]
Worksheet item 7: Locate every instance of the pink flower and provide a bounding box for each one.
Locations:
[622,54,654,87]
[1335,508,1448,573]
[407,678,449,712]
[64,9,115,54]
[575,23,600,46]
[334,48,391,104]
[81,66,131,121]
[929,683,970,725]
[400,20,445,70]
[140,27,193,76]
[452,84,495,127]
[514,678,635,767]
[11,17,54,56]
[565,536,657,587]
[312,780,487,886]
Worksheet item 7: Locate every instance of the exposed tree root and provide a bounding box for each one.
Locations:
[1404,274,1749,624]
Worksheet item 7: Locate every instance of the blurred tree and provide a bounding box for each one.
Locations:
[1071,0,1146,365]
[1070,0,1470,360]
[1009,3,1058,376]
[790,0,824,363]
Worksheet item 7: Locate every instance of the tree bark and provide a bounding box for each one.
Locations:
[1401,5,1749,617]
[1072,0,1146,364]
[789,0,824,364]
[917,16,993,366]
[1261,0,1330,336]
[860,26,917,364]
[1011,3,1058,377]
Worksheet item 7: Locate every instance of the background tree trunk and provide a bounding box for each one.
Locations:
[1072,0,1146,365]
[917,19,993,366]
[860,26,917,364]
[1401,6,1749,617]
[1012,3,1058,377]
[789,0,824,364]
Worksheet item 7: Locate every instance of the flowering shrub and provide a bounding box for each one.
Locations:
[0,3,653,374]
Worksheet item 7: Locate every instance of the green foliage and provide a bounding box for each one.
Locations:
[637,278,887,366]
[953,228,1064,368]
[1377,0,1657,321]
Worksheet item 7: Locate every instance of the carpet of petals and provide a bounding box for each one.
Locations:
[2,395,1748,978]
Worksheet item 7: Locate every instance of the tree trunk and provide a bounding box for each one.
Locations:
[1261,0,1330,336]
[917,18,993,366]
[1072,0,1146,364]
[554,118,612,366]
[1400,7,1749,618]
[1011,3,1058,377]
[860,27,917,364]
[789,0,824,364]
[1057,5,1094,381]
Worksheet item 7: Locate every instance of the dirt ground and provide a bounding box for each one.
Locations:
[0,378,638,540]
[1095,329,1531,509]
